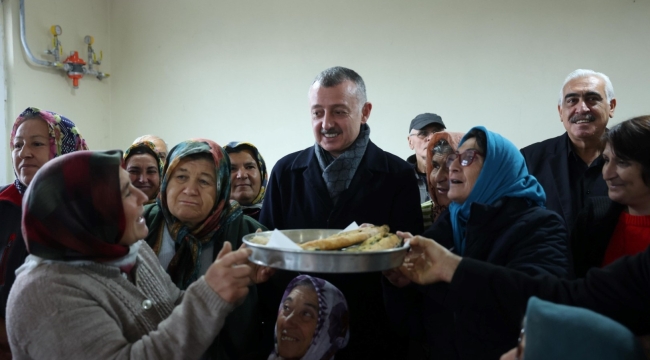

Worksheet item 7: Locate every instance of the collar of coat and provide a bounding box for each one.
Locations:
[289,140,391,173]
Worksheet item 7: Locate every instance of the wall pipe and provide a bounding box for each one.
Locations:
[19,0,62,68]
[19,0,109,88]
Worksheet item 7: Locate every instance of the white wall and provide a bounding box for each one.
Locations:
[2,0,111,183]
[108,0,650,172]
[3,0,649,183]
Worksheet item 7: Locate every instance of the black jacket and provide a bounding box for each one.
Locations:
[258,141,423,360]
[521,133,608,231]
[384,197,571,360]
[447,246,650,338]
[571,196,625,278]
[259,140,423,234]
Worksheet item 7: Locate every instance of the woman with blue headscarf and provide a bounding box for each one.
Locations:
[383,126,571,360]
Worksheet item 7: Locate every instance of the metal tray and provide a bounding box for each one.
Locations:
[242,229,409,273]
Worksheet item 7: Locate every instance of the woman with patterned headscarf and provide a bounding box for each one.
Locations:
[224,141,268,220]
[123,141,164,203]
[269,275,349,360]
[0,107,88,356]
[6,149,254,359]
[423,131,465,226]
[143,138,273,359]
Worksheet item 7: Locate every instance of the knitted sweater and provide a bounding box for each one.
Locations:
[7,241,235,360]
[602,212,650,267]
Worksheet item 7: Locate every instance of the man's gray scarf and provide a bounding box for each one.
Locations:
[314,124,370,204]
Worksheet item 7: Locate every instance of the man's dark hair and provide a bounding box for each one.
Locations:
[603,115,650,186]
[464,128,488,157]
[312,66,367,104]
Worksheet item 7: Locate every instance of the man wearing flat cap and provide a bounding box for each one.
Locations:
[407,113,446,203]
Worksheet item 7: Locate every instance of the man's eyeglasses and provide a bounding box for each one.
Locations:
[445,149,483,168]
[409,130,435,140]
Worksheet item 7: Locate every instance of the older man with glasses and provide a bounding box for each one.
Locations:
[407,113,446,228]
[407,113,446,204]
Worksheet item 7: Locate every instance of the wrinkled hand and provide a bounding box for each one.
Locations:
[382,231,414,287]
[205,242,252,303]
[240,234,275,284]
[397,231,461,285]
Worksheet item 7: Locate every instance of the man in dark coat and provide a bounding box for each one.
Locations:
[259,66,423,360]
[521,69,616,232]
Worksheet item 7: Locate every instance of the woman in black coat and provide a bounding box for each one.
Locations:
[383,126,571,360]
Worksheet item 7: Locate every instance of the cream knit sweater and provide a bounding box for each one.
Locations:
[6,241,235,360]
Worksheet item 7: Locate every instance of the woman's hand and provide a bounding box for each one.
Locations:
[240,230,276,284]
[242,245,275,284]
[397,231,462,285]
[205,242,253,303]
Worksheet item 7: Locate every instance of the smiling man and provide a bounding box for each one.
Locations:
[521,69,616,233]
[259,66,423,359]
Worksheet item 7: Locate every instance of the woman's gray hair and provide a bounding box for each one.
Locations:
[558,69,615,106]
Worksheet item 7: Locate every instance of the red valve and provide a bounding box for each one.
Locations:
[63,51,86,88]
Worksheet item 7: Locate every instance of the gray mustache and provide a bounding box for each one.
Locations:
[569,114,595,124]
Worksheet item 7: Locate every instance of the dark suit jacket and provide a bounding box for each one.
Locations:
[521,132,608,231]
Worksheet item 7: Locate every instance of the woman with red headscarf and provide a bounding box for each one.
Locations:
[6,150,253,359]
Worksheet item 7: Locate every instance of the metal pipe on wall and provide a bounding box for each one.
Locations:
[19,0,59,67]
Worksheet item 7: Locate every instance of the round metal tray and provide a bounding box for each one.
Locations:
[242,229,409,273]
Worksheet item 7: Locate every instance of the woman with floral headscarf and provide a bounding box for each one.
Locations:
[224,141,268,220]
[269,275,349,360]
[6,150,254,359]
[0,107,88,356]
[124,141,164,203]
[143,138,273,359]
